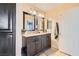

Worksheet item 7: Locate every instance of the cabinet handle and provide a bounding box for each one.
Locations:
[36,39,39,42]
[32,39,36,42]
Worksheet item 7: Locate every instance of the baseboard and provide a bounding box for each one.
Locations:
[59,50,71,56]
[52,47,71,56]
[51,45,58,49]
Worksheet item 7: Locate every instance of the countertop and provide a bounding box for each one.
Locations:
[22,32,51,37]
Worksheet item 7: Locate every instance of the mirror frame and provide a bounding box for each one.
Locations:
[23,11,35,31]
[23,11,45,32]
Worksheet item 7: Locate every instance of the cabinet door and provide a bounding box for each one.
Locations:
[26,37,32,56]
[41,35,47,50]
[47,34,51,48]
[26,37,36,56]
[36,36,42,53]
[30,37,36,56]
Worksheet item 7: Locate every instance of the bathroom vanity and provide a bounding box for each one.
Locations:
[22,11,52,56]
[22,32,51,56]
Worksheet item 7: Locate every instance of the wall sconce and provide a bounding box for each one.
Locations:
[37,13,44,18]
[28,10,37,15]
[41,14,44,18]
[32,11,37,15]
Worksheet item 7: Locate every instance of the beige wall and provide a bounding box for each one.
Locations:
[48,3,79,21]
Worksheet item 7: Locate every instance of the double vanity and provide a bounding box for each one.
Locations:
[22,11,52,56]
[22,32,51,56]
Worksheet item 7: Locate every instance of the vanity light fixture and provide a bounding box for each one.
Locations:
[37,13,44,18]
[27,8,45,18]
[32,10,37,15]
[41,14,44,18]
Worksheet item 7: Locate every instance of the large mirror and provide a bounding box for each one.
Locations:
[23,11,35,31]
[47,20,52,29]
[23,11,45,32]
[37,17,44,31]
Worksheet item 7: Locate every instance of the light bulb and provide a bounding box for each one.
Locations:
[32,11,36,15]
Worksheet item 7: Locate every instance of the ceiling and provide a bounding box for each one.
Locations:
[31,3,62,12]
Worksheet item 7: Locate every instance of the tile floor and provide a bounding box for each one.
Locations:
[36,48,68,56]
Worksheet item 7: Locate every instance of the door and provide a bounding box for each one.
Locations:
[0,3,16,56]
[59,7,79,55]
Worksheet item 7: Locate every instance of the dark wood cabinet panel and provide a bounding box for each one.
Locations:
[22,37,36,56]
[22,33,51,56]
[47,34,51,48]
[30,37,36,55]
[26,37,36,56]
[26,37,31,56]
[36,36,42,53]
[41,35,47,50]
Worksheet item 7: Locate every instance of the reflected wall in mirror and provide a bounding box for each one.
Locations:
[37,17,44,31]
[47,19,52,29]
[34,16,38,30]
